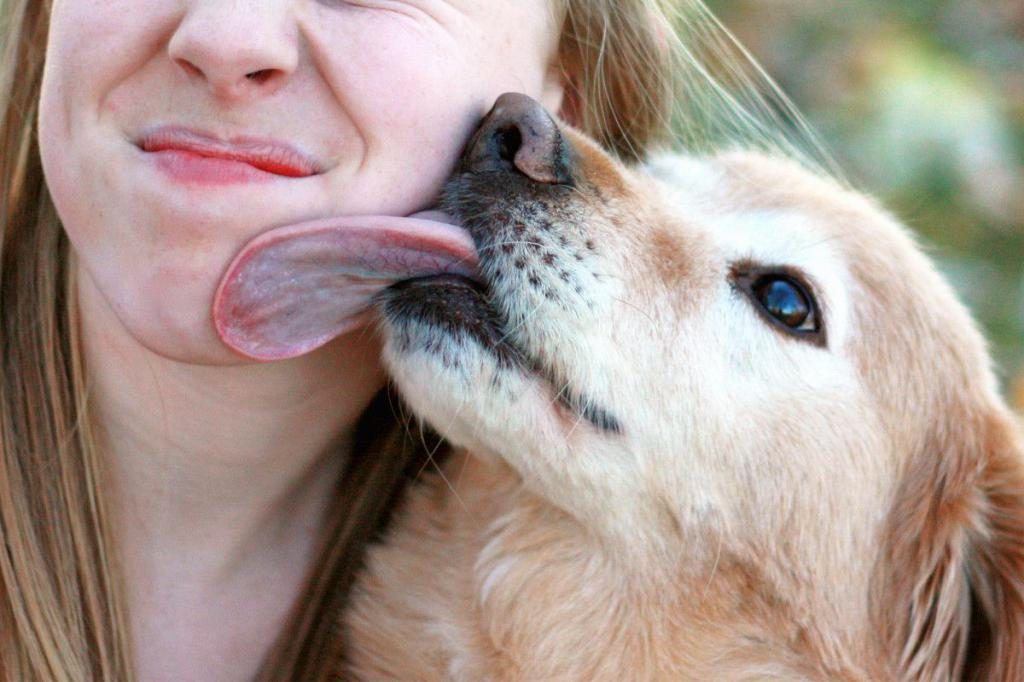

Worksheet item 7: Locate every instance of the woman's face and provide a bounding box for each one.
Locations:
[38,0,565,364]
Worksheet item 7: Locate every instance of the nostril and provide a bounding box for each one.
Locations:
[175,58,204,79]
[245,69,273,84]
[493,125,522,164]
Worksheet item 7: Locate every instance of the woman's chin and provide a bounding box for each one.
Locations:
[74,262,245,366]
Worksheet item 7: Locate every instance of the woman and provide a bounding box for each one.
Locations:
[0,0,801,679]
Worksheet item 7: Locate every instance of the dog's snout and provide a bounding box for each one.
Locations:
[463,92,572,185]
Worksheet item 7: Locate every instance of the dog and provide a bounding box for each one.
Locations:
[341,93,1024,680]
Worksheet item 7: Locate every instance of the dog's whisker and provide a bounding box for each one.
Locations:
[791,234,845,254]
[701,530,725,600]
[386,380,420,454]
[475,239,548,255]
[543,379,572,417]
[411,423,438,484]
[609,295,658,328]
[385,380,444,487]
[431,460,470,514]
[565,411,587,439]
[415,389,476,491]
[493,296,547,349]
[538,379,596,438]
[453,440,472,490]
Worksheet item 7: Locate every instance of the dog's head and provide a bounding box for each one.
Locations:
[376,93,1024,678]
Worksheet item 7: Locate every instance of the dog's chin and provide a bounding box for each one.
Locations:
[374,273,539,457]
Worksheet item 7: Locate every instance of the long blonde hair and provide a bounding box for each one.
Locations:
[559,0,832,168]
[0,1,823,679]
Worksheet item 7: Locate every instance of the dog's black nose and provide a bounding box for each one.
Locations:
[462,92,573,185]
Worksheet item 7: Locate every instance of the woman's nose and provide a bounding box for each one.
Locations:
[168,1,298,101]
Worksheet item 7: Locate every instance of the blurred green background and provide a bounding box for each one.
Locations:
[706,0,1024,409]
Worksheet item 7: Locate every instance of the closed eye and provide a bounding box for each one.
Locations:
[731,264,826,347]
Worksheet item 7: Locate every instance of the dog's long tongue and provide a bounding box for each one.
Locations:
[213,212,476,361]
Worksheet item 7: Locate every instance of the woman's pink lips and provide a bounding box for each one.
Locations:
[138,126,320,184]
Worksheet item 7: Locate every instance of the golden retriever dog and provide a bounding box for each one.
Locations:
[335,93,1024,680]
[197,89,1024,675]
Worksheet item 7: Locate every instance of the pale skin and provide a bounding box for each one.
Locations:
[37,1,566,680]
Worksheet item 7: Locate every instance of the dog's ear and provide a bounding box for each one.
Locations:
[876,408,1024,681]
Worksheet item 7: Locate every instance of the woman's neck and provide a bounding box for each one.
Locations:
[76,267,385,681]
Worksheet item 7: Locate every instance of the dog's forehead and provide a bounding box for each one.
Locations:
[645,152,856,348]
[648,152,1004,415]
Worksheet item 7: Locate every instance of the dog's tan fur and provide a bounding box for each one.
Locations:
[342,125,1024,680]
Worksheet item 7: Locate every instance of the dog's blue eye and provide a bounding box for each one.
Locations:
[753,277,813,330]
[731,265,825,345]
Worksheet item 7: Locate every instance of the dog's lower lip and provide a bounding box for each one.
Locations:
[381,271,517,366]
[389,273,486,292]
